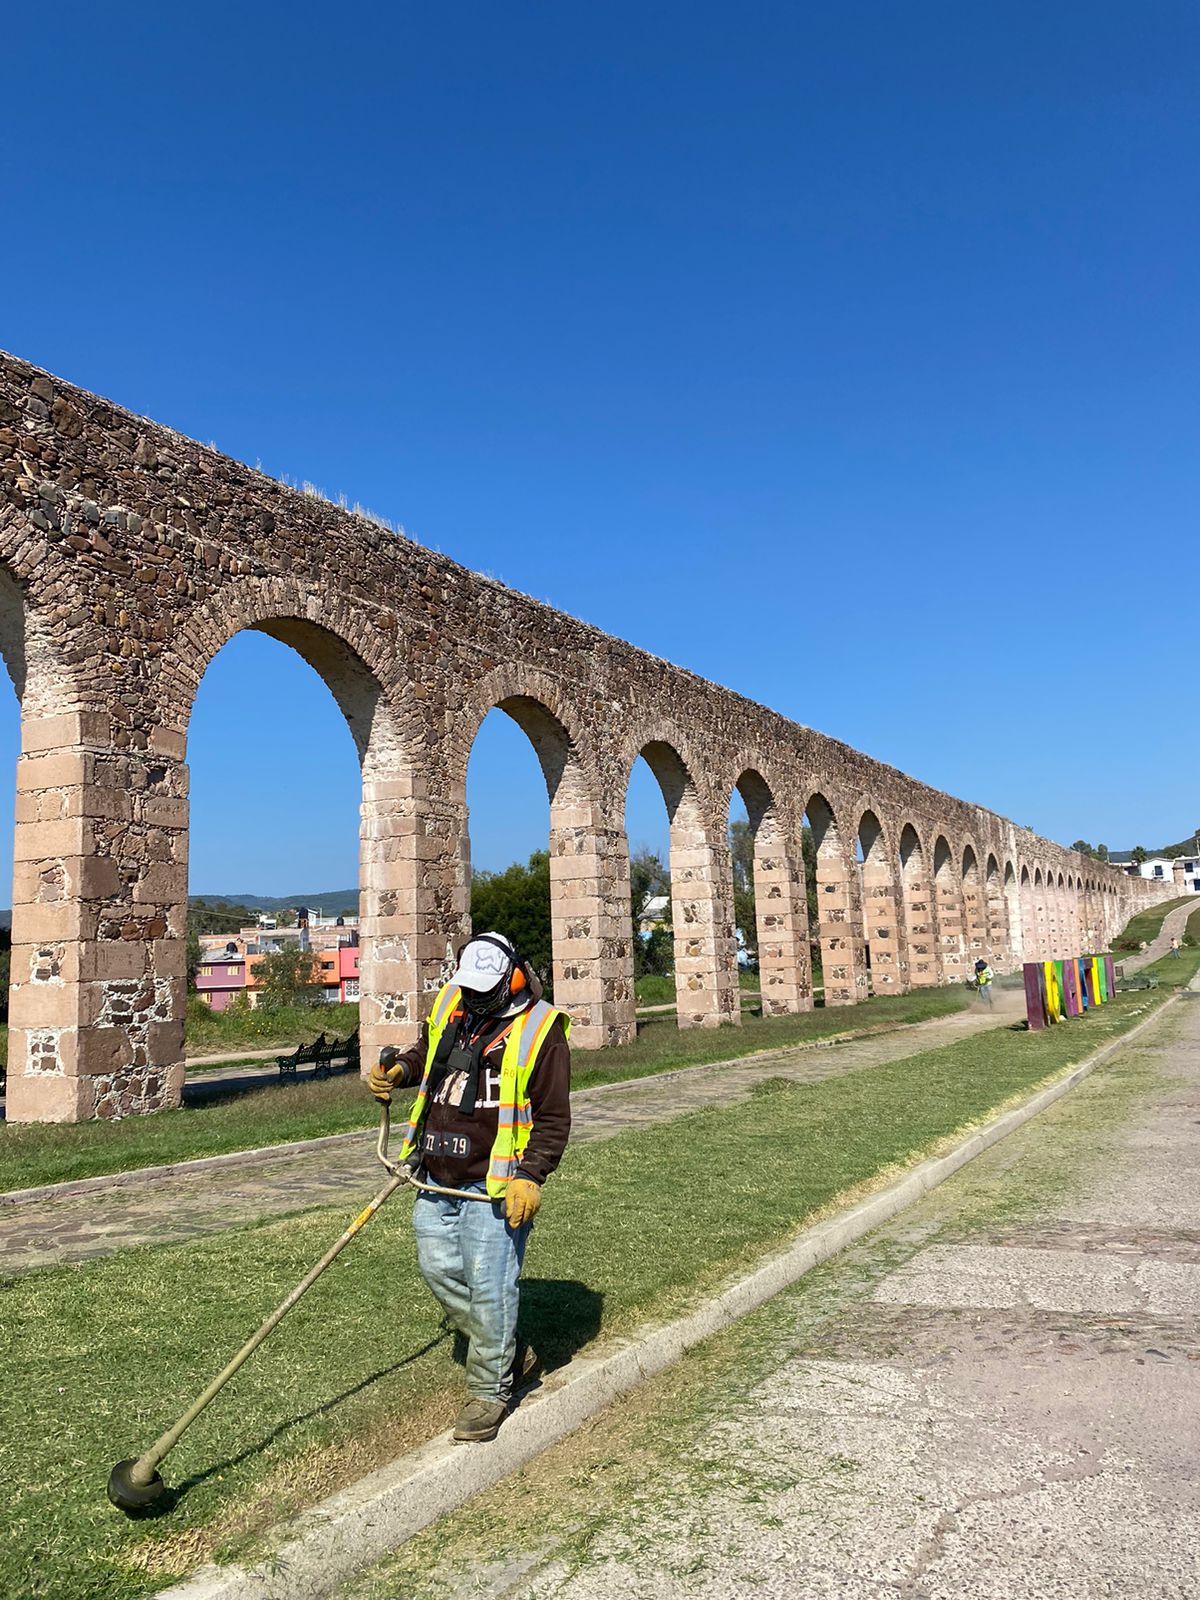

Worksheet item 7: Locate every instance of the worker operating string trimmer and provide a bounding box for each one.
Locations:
[368,931,571,1443]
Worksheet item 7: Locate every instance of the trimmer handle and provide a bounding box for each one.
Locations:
[375,1102,492,1202]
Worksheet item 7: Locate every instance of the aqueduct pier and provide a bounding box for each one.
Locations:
[0,353,1170,1122]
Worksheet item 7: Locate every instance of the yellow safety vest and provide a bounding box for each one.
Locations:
[399,982,570,1198]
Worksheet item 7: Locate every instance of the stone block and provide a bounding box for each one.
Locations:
[80,941,150,982]
[134,862,189,904]
[20,712,106,755]
[17,749,92,790]
[139,796,189,828]
[75,1025,137,1077]
[13,980,84,1029]
[148,1020,185,1066]
[148,726,188,760]
[77,856,124,899]
[13,818,87,861]
[10,902,86,943]
[5,1068,85,1123]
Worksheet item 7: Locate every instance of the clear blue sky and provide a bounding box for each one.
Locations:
[1,2,1195,900]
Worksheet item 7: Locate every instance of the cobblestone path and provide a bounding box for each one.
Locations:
[0,993,1021,1274]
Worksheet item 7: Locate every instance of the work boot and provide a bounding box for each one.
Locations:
[453,1397,508,1443]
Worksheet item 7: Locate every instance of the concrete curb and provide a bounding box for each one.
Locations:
[154,990,1182,1600]
[2,1006,990,1208]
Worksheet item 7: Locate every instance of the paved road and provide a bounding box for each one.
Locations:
[0,991,1022,1274]
[354,981,1200,1600]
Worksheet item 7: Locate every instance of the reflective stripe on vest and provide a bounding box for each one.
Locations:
[399,983,570,1197]
[429,984,462,1029]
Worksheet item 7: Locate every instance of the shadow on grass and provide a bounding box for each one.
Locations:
[136,1282,602,1515]
[519,1278,605,1373]
[143,1331,452,1514]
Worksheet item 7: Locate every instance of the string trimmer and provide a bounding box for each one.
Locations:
[107,1104,488,1513]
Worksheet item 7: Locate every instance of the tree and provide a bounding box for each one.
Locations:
[629,846,672,978]
[189,898,256,936]
[1095,843,1110,862]
[729,819,758,966]
[1070,840,1095,858]
[630,847,670,922]
[470,850,553,982]
[1130,845,1148,866]
[252,946,323,1008]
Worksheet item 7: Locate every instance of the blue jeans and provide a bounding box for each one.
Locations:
[411,1183,529,1402]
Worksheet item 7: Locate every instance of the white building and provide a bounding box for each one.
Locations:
[1123,856,1200,891]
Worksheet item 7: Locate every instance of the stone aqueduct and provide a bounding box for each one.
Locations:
[0,353,1169,1122]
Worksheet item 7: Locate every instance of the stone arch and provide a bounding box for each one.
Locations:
[857,808,906,994]
[162,578,414,764]
[899,823,938,987]
[0,508,93,718]
[1086,875,1101,948]
[0,565,24,690]
[451,663,600,808]
[731,767,810,1015]
[458,669,626,1049]
[1052,869,1067,958]
[1000,858,1022,965]
[934,835,967,982]
[4,349,1186,1121]
[1020,863,1038,961]
[1033,866,1050,960]
[805,790,866,1005]
[1067,872,1085,952]
[176,606,419,1073]
[630,737,739,1029]
[961,842,988,964]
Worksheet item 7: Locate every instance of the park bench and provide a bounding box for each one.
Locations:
[275,1031,329,1078]
[313,1028,360,1079]
[276,1027,361,1079]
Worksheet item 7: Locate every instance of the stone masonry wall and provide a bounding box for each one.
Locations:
[0,353,1174,1121]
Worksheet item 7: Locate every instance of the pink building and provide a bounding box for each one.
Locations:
[194,945,247,1012]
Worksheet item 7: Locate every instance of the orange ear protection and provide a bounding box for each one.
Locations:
[510,965,527,993]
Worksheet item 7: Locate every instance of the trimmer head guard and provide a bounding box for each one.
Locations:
[107,1458,166,1514]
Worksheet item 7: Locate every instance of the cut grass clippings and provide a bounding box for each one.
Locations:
[1,988,967,1193]
[0,981,1179,1600]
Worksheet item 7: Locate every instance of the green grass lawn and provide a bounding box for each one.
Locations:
[0,980,1178,1600]
[1130,921,1200,988]
[1111,894,1194,952]
[1,988,968,1192]
[635,969,765,1006]
[184,998,360,1056]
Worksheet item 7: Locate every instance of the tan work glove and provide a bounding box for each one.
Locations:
[505,1177,542,1229]
[368,1047,404,1105]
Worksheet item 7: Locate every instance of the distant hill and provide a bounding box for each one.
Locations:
[189,889,359,914]
[1110,830,1200,864]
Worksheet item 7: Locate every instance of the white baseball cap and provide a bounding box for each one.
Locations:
[451,932,515,992]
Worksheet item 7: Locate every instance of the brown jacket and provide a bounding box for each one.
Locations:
[391,1006,571,1189]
